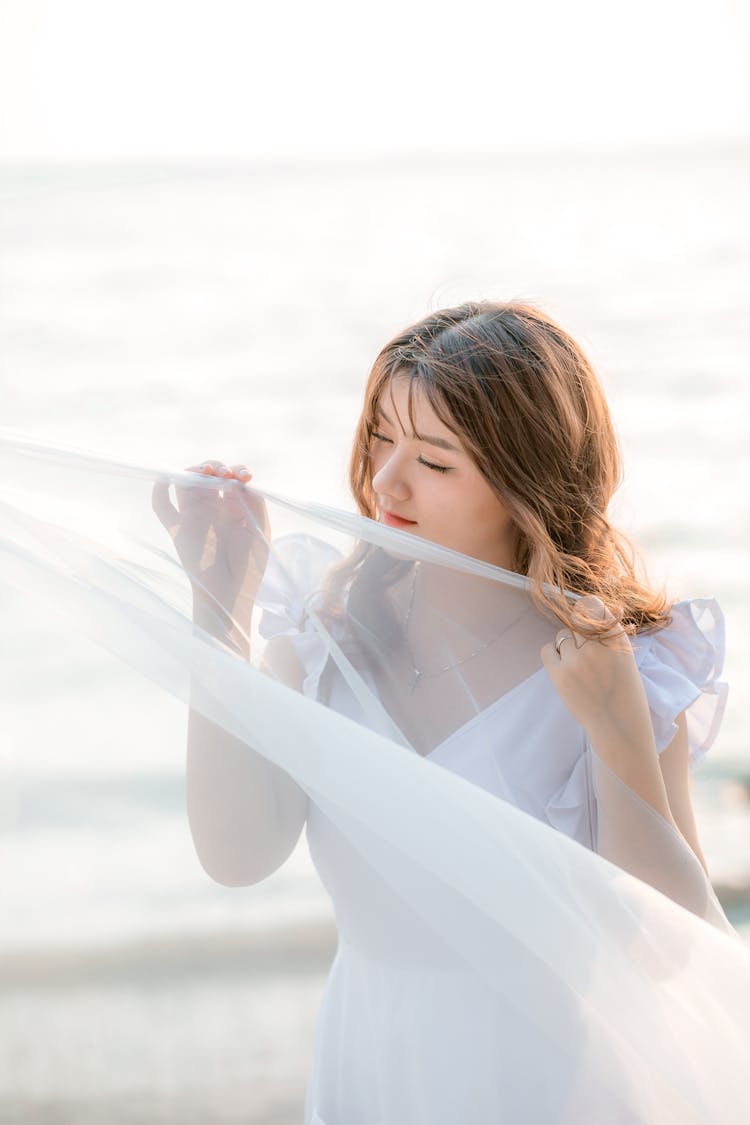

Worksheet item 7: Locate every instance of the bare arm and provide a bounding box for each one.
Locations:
[587,708,710,876]
[541,596,720,923]
[186,602,308,886]
[152,457,309,886]
[657,709,710,876]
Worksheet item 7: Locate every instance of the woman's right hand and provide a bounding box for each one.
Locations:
[152,460,271,627]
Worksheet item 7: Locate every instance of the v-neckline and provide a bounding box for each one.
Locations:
[418,664,548,761]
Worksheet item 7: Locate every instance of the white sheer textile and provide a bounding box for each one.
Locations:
[1,427,748,1125]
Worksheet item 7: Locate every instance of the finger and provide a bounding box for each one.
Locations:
[236,488,270,538]
[186,460,229,476]
[175,463,223,510]
[571,599,628,656]
[573,594,613,623]
[554,629,579,658]
[569,596,606,642]
[204,461,232,477]
[151,480,180,533]
[215,463,252,501]
[539,641,560,675]
[210,465,257,521]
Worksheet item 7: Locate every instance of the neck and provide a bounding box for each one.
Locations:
[408,558,527,635]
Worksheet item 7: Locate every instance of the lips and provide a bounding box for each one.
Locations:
[382,510,417,529]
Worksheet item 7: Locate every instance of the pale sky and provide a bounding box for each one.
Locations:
[0,0,749,162]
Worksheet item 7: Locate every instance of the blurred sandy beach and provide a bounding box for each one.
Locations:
[2,908,749,1124]
[0,920,336,1125]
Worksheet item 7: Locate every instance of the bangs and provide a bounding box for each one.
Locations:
[367,363,465,447]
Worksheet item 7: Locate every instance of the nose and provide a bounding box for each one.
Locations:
[371,447,410,503]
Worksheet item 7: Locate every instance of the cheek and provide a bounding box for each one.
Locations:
[426,475,478,525]
[459,477,513,530]
[479,494,514,534]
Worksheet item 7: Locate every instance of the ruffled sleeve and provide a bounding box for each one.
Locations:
[254,532,343,699]
[630,597,729,771]
[545,596,729,845]
[545,750,596,848]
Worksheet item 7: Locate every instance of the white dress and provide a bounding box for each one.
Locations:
[257,536,729,1125]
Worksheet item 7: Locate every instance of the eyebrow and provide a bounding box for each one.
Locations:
[375,406,461,453]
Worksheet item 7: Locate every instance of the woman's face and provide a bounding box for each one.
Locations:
[369,376,519,570]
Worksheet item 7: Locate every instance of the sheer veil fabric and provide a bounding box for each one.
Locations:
[1,428,749,1124]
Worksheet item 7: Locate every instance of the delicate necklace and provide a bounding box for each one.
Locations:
[402,562,528,693]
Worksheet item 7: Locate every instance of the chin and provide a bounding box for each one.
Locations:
[376,522,422,562]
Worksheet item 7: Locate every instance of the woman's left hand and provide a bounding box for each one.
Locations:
[540,594,655,748]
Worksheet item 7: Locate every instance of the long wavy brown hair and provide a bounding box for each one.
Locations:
[344,299,674,643]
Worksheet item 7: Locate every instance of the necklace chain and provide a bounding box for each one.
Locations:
[402,562,527,694]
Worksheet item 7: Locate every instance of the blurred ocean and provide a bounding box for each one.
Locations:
[1,148,749,1121]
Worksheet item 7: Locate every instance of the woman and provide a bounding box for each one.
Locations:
[163,301,743,1123]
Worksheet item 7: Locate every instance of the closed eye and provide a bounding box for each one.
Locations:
[371,432,450,473]
[416,455,449,473]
